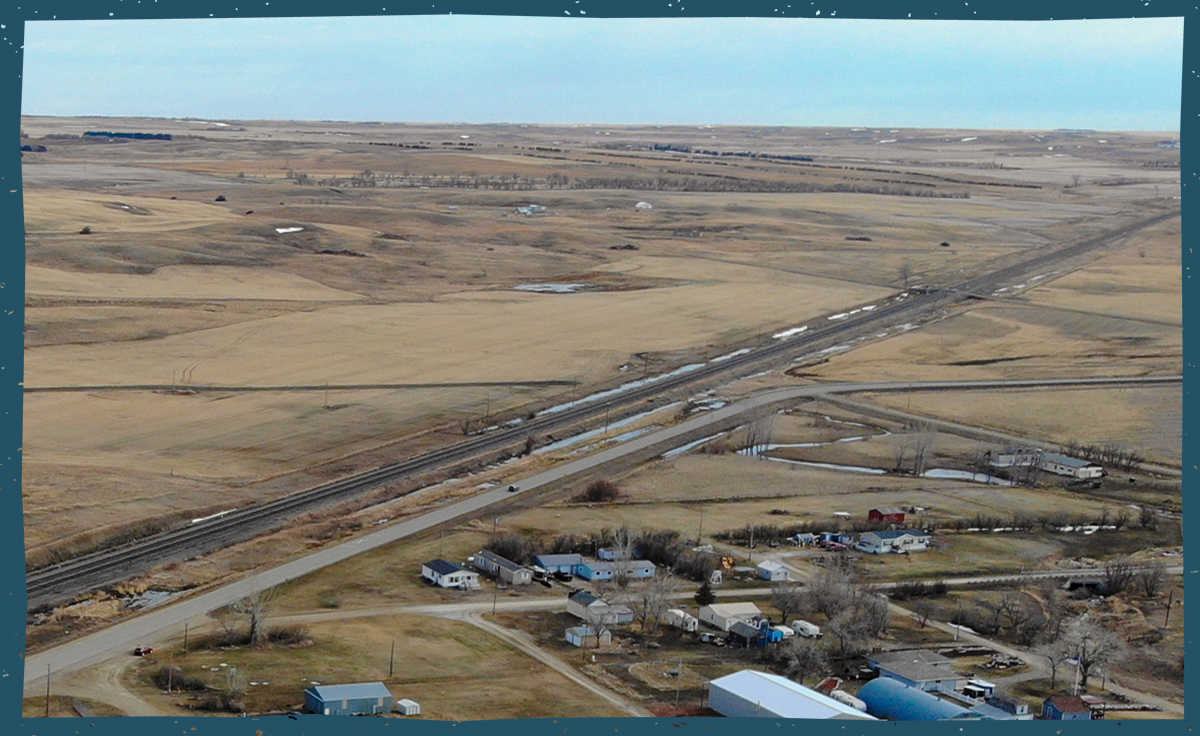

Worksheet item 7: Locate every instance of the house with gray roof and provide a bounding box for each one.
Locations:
[473,550,532,585]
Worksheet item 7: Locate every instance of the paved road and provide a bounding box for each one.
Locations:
[24,375,1180,690]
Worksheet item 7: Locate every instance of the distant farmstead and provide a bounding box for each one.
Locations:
[1039,453,1104,479]
[856,530,931,555]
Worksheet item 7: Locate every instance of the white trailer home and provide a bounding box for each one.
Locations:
[665,608,700,632]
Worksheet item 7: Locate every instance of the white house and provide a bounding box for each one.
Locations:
[421,559,481,589]
[699,602,762,631]
[757,560,790,582]
[665,608,699,632]
[708,670,876,720]
[856,530,931,555]
[1039,453,1104,479]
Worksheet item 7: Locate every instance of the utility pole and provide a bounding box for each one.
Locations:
[45,664,51,718]
[674,658,683,708]
[438,525,446,556]
[492,517,499,542]
[1165,589,1175,626]
[697,508,705,546]
[168,651,174,692]
[492,581,500,614]
[389,639,395,677]
[604,407,610,437]
[183,623,189,655]
[748,526,754,564]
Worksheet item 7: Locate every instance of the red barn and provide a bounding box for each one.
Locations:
[868,507,906,524]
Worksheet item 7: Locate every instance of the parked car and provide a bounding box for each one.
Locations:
[553,571,574,582]
[133,646,154,656]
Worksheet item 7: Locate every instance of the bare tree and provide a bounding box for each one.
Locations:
[742,408,778,456]
[803,567,858,619]
[826,609,871,665]
[1103,556,1137,595]
[230,587,277,648]
[772,585,806,624]
[911,599,936,628]
[1063,617,1123,689]
[1139,506,1159,531]
[898,261,913,291]
[908,422,936,476]
[1135,559,1168,598]
[1112,509,1130,531]
[782,637,829,685]
[1035,639,1074,689]
[637,573,680,637]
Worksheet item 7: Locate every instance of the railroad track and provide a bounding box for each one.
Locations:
[25,209,1180,611]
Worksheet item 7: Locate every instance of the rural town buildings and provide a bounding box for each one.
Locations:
[566,590,635,625]
[421,559,481,589]
[708,670,877,720]
[665,608,699,632]
[534,553,583,574]
[869,650,962,692]
[304,682,393,716]
[472,550,533,585]
[574,559,656,581]
[699,602,763,631]
[565,625,612,648]
[856,529,931,554]
[1043,695,1095,720]
[858,678,980,721]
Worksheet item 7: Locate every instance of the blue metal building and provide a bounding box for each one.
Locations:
[858,678,983,721]
[305,682,393,716]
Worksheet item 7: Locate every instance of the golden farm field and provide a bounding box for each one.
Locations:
[23,188,238,233]
[25,264,366,301]
[26,257,889,388]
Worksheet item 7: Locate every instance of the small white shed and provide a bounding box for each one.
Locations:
[395,699,421,716]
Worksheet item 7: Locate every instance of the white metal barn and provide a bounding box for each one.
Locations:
[699,602,762,631]
[708,670,877,720]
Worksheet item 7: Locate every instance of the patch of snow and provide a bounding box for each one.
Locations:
[711,348,752,362]
[961,137,978,142]
[275,226,304,234]
[773,325,809,339]
[514,283,587,293]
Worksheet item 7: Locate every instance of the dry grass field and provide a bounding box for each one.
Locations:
[123,614,627,719]
[866,386,1182,465]
[20,117,1179,571]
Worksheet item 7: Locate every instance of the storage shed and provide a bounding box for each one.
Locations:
[566,625,612,648]
[857,678,981,721]
[708,670,876,720]
[395,699,421,716]
[305,682,393,716]
[1043,695,1095,720]
[868,507,907,525]
[756,560,790,581]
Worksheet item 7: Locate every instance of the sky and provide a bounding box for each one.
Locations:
[20,15,1184,131]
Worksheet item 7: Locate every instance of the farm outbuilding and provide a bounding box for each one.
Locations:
[574,559,656,581]
[756,560,790,581]
[708,670,876,720]
[566,590,634,625]
[868,507,906,525]
[665,608,699,632]
[1039,453,1104,479]
[566,625,612,648]
[421,559,481,589]
[473,550,532,585]
[1043,695,1095,720]
[857,678,981,721]
[699,602,762,631]
[305,682,393,716]
[534,553,583,574]
[395,699,421,716]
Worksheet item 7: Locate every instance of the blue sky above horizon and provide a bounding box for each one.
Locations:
[21,15,1184,131]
